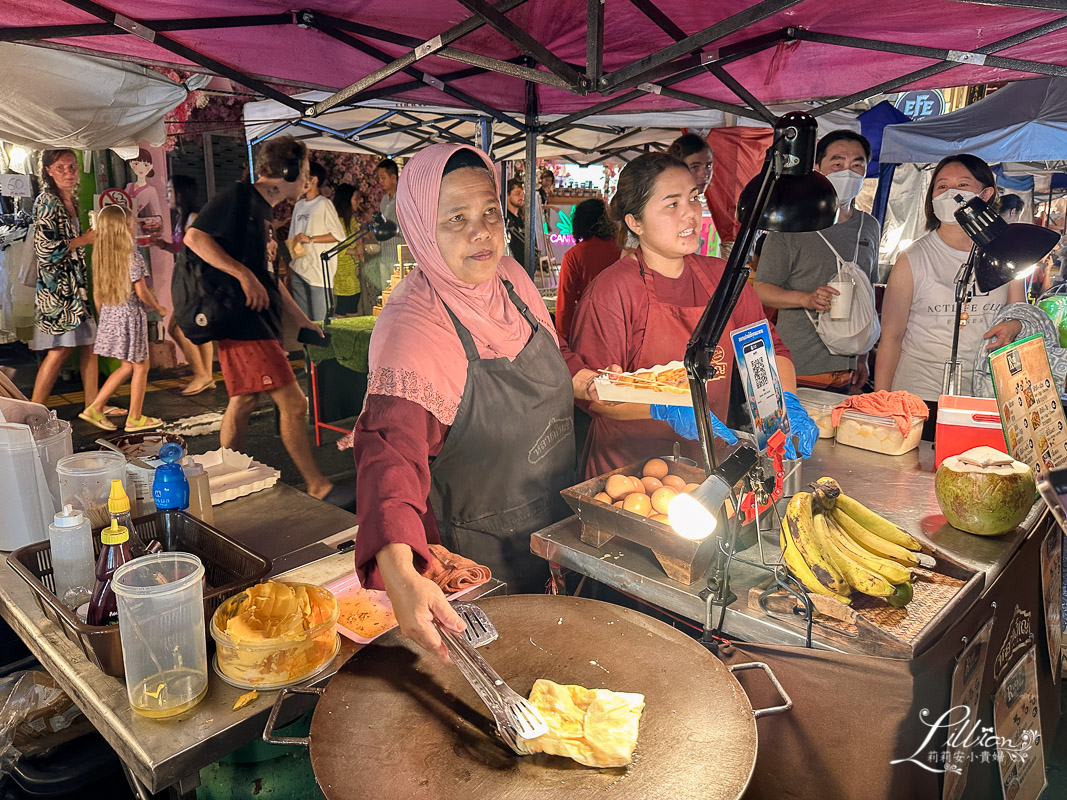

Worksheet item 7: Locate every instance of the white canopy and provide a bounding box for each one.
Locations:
[0,42,195,156]
[243,91,861,163]
[880,78,1067,167]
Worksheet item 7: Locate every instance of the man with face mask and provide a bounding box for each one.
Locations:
[753,130,881,393]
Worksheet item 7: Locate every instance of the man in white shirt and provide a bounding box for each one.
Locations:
[288,161,345,320]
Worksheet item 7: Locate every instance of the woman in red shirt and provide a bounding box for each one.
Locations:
[569,153,798,478]
[555,199,621,339]
[351,144,596,660]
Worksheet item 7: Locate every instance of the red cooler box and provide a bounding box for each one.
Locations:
[934,395,1008,468]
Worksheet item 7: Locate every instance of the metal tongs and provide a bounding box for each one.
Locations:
[434,602,548,753]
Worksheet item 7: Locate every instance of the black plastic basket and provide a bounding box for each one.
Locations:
[7,511,272,677]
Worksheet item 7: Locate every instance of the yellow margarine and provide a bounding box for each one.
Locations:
[519,679,645,768]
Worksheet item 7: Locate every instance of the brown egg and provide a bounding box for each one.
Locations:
[684,483,701,493]
[642,458,669,479]
[650,513,669,523]
[662,474,687,491]
[613,500,625,508]
[640,476,663,494]
[593,492,612,504]
[605,474,632,500]
[651,487,678,515]
[626,476,646,494]
[623,493,652,516]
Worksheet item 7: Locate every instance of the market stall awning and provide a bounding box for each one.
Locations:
[4,1,1067,125]
[880,77,1067,165]
[0,41,193,153]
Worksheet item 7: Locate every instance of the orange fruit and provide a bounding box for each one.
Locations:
[627,476,646,494]
[605,474,632,500]
[642,458,669,479]
[650,513,669,523]
[593,492,612,504]
[623,493,652,516]
[613,500,625,508]
[641,476,663,494]
[662,474,687,491]
[650,487,678,515]
[684,483,701,493]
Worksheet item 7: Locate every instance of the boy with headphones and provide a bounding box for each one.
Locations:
[184,136,356,510]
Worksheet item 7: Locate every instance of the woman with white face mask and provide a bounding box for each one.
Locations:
[875,154,1024,437]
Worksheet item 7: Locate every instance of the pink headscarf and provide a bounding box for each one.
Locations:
[366,144,557,425]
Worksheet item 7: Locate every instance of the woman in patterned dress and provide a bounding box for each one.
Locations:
[79,205,167,432]
[30,150,101,406]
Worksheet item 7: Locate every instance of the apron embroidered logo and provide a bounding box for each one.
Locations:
[708,346,728,381]
[529,417,573,464]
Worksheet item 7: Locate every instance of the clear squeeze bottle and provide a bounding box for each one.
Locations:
[48,504,95,609]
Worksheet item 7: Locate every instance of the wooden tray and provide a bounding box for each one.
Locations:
[747,547,983,658]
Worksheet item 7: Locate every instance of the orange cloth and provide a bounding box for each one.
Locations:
[830,390,929,438]
[423,544,492,593]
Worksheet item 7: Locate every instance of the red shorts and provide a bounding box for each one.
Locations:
[216,339,296,397]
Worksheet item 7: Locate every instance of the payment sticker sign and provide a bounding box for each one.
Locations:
[730,320,789,453]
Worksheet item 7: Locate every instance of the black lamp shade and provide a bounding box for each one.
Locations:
[974,224,1059,293]
[737,172,839,232]
[954,195,1059,293]
[370,211,398,241]
[735,111,838,232]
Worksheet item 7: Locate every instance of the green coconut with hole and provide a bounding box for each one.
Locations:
[935,446,1036,536]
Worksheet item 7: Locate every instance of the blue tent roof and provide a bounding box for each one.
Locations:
[880,78,1067,165]
[858,100,911,178]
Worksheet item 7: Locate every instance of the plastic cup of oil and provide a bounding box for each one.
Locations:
[113,553,208,718]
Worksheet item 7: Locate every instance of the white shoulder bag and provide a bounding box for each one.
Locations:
[805,223,880,357]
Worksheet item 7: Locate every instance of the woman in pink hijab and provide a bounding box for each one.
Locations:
[352,144,597,661]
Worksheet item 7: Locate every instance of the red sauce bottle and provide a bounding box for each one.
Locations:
[86,520,134,627]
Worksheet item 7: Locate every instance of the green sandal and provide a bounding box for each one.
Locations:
[125,415,163,432]
[79,407,117,431]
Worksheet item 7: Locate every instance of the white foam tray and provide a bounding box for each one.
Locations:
[592,360,693,407]
[192,448,280,506]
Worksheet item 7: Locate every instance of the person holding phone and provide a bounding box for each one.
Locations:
[568,152,813,478]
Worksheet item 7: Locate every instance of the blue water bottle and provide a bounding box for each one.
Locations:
[152,442,190,511]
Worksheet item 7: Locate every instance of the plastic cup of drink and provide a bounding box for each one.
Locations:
[113,553,208,718]
[828,280,854,320]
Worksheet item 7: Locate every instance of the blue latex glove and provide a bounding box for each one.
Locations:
[650,404,738,445]
[783,391,818,460]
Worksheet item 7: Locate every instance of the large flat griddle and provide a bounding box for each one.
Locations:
[306,595,759,800]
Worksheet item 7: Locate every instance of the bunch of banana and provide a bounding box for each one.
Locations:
[780,478,933,608]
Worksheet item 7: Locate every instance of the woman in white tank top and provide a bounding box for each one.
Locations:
[875,155,1024,431]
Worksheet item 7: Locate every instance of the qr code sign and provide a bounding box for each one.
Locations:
[752,356,769,389]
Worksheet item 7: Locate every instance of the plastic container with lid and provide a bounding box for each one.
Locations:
[834,409,924,456]
[795,387,844,439]
[57,452,127,530]
[210,583,339,690]
[113,552,208,718]
[934,396,1007,469]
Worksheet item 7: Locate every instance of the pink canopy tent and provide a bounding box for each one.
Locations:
[5,0,1067,260]
[4,1,1067,122]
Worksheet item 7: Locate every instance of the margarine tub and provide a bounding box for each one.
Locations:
[834,409,923,456]
[795,387,844,439]
[211,581,339,690]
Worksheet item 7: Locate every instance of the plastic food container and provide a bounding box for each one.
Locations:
[211,583,340,690]
[113,553,208,718]
[57,452,127,530]
[834,409,923,456]
[795,388,843,439]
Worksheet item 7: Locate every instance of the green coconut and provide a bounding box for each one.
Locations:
[935,447,1036,536]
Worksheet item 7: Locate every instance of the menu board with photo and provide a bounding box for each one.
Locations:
[992,647,1046,800]
[943,617,995,800]
[988,334,1067,476]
